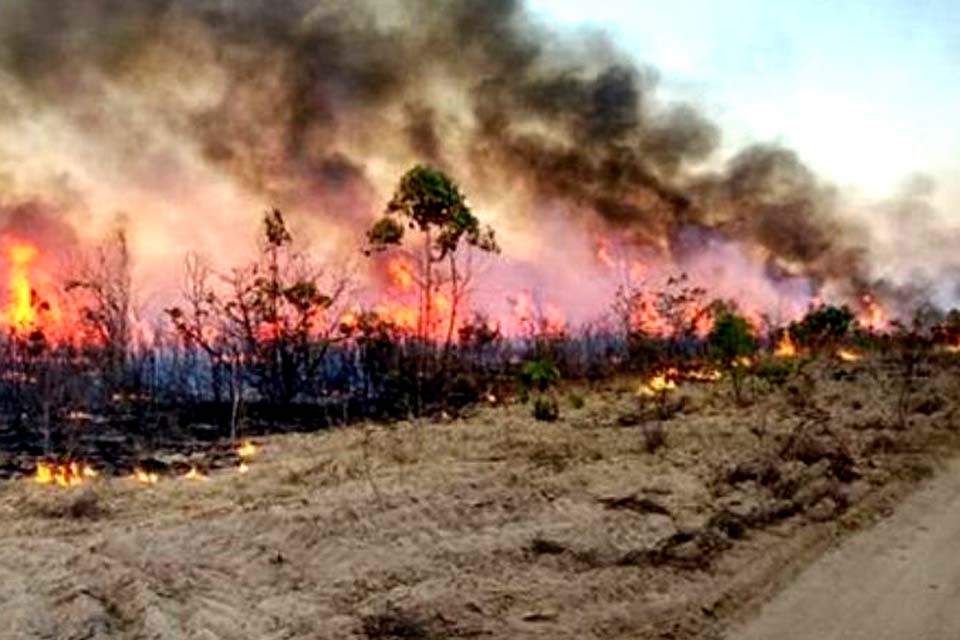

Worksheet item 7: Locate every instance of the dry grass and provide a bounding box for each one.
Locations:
[0,355,958,639]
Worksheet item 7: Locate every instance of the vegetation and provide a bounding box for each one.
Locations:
[8,164,960,471]
[788,304,855,352]
[707,308,757,404]
[519,357,561,421]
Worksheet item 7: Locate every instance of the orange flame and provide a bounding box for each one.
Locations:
[637,368,679,397]
[132,469,160,485]
[237,440,257,459]
[836,348,863,362]
[184,466,207,481]
[775,333,798,358]
[858,295,889,332]
[5,240,38,332]
[35,461,98,488]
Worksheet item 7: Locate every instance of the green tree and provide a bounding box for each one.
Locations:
[789,304,855,352]
[366,165,499,347]
[707,308,757,404]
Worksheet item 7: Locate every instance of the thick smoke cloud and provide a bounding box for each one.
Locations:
[0,0,948,317]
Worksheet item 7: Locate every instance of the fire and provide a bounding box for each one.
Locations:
[858,295,889,332]
[237,440,257,459]
[836,348,863,362]
[507,291,566,336]
[0,236,86,343]
[637,369,678,397]
[184,466,207,481]
[775,333,798,358]
[683,366,723,382]
[35,461,98,488]
[386,257,416,292]
[238,461,250,474]
[132,469,160,485]
[5,239,38,332]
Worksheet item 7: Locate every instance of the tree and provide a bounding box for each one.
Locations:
[788,304,855,352]
[366,165,499,348]
[65,226,133,395]
[707,308,757,404]
[168,210,350,435]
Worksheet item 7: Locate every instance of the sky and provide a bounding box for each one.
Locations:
[529,0,960,207]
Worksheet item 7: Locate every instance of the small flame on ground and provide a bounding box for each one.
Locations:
[184,466,207,481]
[775,334,798,358]
[237,441,257,459]
[836,349,863,362]
[35,461,97,488]
[637,369,678,397]
[238,461,250,474]
[684,367,723,382]
[132,469,159,485]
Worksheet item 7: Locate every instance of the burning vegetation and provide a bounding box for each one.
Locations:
[0,0,955,486]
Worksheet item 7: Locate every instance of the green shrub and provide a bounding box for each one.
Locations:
[519,358,560,393]
[789,304,855,351]
[707,309,757,403]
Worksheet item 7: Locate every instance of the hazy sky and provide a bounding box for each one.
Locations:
[530,0,960,205]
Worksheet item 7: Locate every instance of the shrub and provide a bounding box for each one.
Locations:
[789,304,855,352]
[533,396,560,422]
[707,309,757,404]
[519,358,560,393]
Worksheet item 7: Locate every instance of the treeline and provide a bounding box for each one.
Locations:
[3,165,960,448]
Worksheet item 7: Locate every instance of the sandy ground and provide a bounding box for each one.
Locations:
[732,454,960,640]
[0,356,958,639]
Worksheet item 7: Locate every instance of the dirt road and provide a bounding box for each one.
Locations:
[732,456,960,640]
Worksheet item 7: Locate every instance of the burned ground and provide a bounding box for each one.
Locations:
[0,354,959,639]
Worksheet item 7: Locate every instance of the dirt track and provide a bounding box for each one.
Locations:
[733,456,960,640]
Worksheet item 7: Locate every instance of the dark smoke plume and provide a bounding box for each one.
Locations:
[0,0,945,314]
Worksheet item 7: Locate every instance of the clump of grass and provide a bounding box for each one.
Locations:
[31,488,105,520]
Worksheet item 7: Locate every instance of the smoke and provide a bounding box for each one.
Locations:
[0,0,950,323]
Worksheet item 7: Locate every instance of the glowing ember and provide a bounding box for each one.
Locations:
[836,349,863,362]
[637,369,678,397]
[238,461,250,474]
[133,469,160,485]
[34,461,97,488]
[775,334,798,358]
